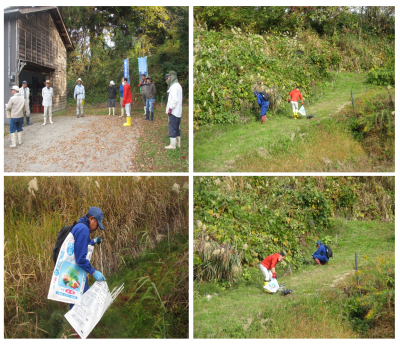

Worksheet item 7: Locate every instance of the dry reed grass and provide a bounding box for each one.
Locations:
[4,176,188,338]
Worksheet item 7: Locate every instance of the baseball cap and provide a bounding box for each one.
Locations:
[316,240,322,246]
[88,207,104,230]
[22,80,28,84]
[11,86,19,92]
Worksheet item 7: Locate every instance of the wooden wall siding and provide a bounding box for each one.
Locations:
[18,11,67,112]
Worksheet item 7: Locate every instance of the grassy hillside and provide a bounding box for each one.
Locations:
[194,72,394,172]
[194,219,395,338]
[4,176,188,338]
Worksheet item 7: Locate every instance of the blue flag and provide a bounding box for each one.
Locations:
[124,59,129,84]
[138,57,148,81]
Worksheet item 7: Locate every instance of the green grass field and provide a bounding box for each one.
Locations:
[193,219,395,338]
[194,73,393,172]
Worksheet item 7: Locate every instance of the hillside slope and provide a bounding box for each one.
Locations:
[194,220,394,338]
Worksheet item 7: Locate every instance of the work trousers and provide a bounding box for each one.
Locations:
[76,96,84,115]
[44,106,52,118]
[259,264,273,281]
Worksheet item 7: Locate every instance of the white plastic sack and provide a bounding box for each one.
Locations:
[263,278,280,293]
[299,105,306,116]
[65,281,113,339]
[48,232,94,305]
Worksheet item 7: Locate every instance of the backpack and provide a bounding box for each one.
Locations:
[325,244,333,258]
[260,91,270,102]
[52,221,83,264]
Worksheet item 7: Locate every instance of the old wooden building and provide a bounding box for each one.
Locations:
[4,6,73,123]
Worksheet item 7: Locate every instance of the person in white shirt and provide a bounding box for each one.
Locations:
[42,80,54,125]
[6,86,25,147]
[74,78,85,118]
[20,80,32,126]
[164,71,183,150]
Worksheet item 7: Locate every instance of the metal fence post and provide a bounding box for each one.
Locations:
[355,253,362,298]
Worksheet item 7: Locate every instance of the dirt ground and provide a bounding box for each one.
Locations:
[4,113,142,172]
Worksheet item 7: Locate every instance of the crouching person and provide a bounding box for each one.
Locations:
[259,251,286,284]
[312,240,329,265]
[6,86,25,147]
[165,71,183,149]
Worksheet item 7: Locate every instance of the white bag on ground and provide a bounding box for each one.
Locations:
[65,281,113,339]
[263,278,280,293]
[299,105,306,116]
[47,232,94,305]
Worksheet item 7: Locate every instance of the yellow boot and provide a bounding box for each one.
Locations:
[123,116,131,127]
[295,110,299,119]
[293,112,297,119]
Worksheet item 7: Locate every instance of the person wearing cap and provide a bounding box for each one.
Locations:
[312,241,329,265]
[69,207,106,308]
[144,76,156,121]
[6,86,25,147]
[254,91,269,124]
[74,78,85,118]
[119,77,125,117]
[42,80,54,126]
[259,251,286,284]
[122,77,133,127]
[108,81,117,116]
[138,74,150,116]
[288,86,303,119]
[165,71,183,149]
[68,206,106,338]
[20,80,32,126]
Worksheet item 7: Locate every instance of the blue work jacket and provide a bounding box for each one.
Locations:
[313,244,329,262]
[256,92,269,116]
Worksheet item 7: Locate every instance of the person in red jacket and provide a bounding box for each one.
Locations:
[260,251,286,283]
[122,77,133,127]
[288,86,303,119]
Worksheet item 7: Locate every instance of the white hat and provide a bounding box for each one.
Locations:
[110,80,115,85]
[76,78,82,82]
[11,86,19,92]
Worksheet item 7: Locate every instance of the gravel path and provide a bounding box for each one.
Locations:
[4,115,142,172]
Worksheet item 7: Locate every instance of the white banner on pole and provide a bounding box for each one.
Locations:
[65,281,113,339]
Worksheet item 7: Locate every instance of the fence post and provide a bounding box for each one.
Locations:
[289,264,292,276]
[167,224,170,253]
[355,253,362,298]
[351,91,357,118]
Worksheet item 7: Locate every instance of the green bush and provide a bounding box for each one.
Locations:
[366,67,395,86]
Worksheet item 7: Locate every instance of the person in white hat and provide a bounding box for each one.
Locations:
[108,81,117,115]
[5,86,25,147]
[42,80,54,125]
[74,78,85,118]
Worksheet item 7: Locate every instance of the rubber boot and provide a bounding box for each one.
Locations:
[143,106,146,115]
[49,115,53,124]
[26,116,32,125]
[81,111,84,117]
[263,280,269,292]
[108,107,111,115]
[149,111,154,121]
[165,137,176,149]
[176,136,181,148]
[112,107,115,115]
[120,108,124,117]
[10,133,17,147]
[123,116,131,127]
[43,116,47,126]
[143,110,149,120]
[77,107,79,118]
[293,112,296,119]
[18,132,23,145]
[314,258,321,266]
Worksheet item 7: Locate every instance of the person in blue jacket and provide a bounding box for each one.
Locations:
[119,77,125,117]
[254,91,269,124]
[312,240,329,265]
[69,206,105,310]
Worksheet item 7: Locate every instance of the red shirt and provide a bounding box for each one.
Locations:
[261,253,280,270]
[122,83,133,105]
[289,89,303,102]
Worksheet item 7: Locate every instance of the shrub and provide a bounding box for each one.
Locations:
[366,67,395,86]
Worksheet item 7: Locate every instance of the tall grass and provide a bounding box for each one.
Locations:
[4,176,188,338]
